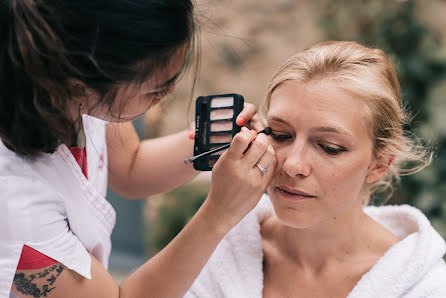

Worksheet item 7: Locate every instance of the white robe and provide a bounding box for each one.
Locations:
[185,195,446,298]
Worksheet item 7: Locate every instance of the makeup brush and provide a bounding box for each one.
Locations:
[184,127,272,164]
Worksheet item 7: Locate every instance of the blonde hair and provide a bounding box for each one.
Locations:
[264,41,432,205]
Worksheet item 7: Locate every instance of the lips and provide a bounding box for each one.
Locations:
[276,185,316,199]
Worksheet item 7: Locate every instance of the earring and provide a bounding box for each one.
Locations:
[77,104,86,149]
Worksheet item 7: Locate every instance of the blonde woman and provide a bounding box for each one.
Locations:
[185,41,446,298]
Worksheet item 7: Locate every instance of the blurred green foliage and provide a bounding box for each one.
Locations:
[321,0,446,236]
[147,185,208,256]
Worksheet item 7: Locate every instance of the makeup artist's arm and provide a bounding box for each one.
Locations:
[106,103,260,199]
[107,122,196,198]
[12,127,276,298]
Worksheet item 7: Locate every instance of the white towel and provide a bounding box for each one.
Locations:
[185,195,446,298]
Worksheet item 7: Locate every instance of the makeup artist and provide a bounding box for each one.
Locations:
[0,1,276,297]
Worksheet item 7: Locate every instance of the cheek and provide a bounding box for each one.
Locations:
[270,145,288,175]
[270,140,289,159]
[320,155,370,201]
[117,96,154,118]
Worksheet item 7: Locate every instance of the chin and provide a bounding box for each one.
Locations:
[268,193,319,230]
[273,206,320,229]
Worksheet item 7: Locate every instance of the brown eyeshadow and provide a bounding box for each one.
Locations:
[209,158,218,167]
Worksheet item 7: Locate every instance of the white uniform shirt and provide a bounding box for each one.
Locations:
[0,115,116,298]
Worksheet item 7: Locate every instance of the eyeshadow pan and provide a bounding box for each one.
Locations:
[210,109,234,120]
[210,134,233,143]
[211,96,234,108]
[210,121,233,131]
[209,158,218,167]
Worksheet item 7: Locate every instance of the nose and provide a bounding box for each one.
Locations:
[281,142,311,177]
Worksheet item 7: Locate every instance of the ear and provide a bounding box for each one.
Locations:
[365,154,394,184]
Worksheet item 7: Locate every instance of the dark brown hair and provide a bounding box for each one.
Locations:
[0,0,195,155]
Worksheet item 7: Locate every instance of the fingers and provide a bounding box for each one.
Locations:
[243,132,269,166]
[246,114,266,132]
[236,102,256,126]
[254,145,277,179]
[236,102,266,133]
[188,122,195,139]
[226,127,257,157]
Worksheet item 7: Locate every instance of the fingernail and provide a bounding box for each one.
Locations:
[188,130,194,139]
[251,129,257,136]
[236,117,245,126]
[241,127,248,132]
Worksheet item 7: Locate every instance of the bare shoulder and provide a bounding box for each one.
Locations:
[366,215,400,254]
[11,256,119,298]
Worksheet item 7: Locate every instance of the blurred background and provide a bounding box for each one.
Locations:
[109,0,446,279]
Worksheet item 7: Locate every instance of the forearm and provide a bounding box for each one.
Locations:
[119,198,230,298]
[119,129,276,297]
[130,129,199,196]
[107,123,199,198]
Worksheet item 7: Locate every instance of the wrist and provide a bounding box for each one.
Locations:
[197,197,237,238]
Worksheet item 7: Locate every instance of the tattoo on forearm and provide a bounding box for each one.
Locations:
[13,264,64,297]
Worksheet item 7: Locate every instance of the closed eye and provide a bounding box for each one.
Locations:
[146,82,175,100]
[153,89,169,98]
[270,133,292,142]
[318,144,346,155]
[146,88,170,100]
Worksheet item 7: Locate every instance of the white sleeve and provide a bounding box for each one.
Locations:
[0,176,91,298]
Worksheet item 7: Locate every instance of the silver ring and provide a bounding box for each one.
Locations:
[256,163,268,174]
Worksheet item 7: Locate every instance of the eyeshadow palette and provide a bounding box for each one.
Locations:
[193,94,244,171]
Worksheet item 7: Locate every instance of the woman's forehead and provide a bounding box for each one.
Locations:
[267,81,369,137]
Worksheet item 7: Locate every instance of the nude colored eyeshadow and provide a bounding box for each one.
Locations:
[211,96,234,108]
[210,134,233,143]
[210,109,234,120]
[210,121,233,131]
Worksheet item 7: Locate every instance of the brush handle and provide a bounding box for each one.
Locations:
[184,127,272,164]
[184,143,231,164]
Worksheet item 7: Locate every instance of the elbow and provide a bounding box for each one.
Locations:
[108,180,146,199]
[118,285,127,298]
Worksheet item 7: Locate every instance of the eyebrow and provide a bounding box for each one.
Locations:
[269,116,353,137]
[310,126,352,137]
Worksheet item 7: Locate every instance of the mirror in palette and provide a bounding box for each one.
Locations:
[193,94,244,171]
